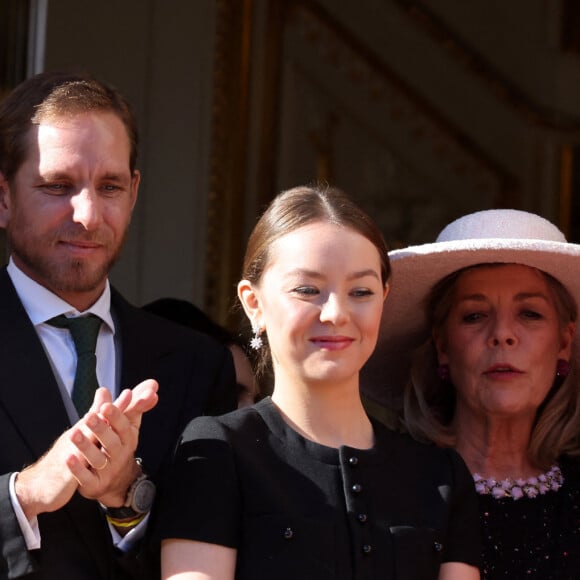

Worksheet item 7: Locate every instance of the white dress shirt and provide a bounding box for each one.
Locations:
[7,258,117,407]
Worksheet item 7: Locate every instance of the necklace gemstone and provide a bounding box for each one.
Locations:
[473,465,563,500]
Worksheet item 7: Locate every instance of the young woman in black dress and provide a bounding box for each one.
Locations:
[160,185,481,580]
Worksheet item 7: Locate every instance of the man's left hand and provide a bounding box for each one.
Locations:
[65,379,159,506]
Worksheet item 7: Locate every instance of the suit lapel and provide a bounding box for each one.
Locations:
[111,289,194,473]
[112,289,171,391]
[0,270,71,463]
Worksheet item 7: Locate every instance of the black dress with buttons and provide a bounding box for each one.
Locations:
[160,397,481,579]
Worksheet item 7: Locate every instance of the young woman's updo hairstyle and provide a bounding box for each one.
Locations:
[242,184,390,287]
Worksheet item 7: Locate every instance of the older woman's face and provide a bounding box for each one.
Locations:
[435,264,574,420]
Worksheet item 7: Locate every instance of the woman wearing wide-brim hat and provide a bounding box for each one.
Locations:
[362,209,580,579]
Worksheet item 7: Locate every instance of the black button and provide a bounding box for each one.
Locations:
[362,544,372,554]
[351,483,362,493]
[348,456,359,466]
[434,541,443,552]
[283,527,294,540]
[357,513,368,523]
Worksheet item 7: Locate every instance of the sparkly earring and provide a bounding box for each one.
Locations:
[556,359,571,379]
[250,321,263,350]
[437,364,450,382]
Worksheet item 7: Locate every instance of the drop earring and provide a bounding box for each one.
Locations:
[437,364,450,382]
[556,359,570,379]
[250,321,263,350]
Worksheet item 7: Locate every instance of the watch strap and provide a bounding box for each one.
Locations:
[105,459,154,519]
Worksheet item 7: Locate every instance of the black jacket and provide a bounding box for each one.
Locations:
[0,268,236,579]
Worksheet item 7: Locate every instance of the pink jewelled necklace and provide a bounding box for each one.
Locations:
[473,465,564,500]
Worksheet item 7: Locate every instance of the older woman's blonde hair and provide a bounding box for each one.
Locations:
[403,264,580,470]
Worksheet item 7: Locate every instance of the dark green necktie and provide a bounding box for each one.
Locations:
[47,314,103,416]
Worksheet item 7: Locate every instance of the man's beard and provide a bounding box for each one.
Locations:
[6,227,125,294]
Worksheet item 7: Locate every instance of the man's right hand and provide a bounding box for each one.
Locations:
[14,429,83,520]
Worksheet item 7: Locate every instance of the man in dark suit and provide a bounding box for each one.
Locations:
[0,71,237,579]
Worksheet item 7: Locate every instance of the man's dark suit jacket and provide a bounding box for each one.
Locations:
[0,268,237,579]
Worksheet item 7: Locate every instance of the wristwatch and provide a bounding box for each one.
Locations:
[106,466,156,520]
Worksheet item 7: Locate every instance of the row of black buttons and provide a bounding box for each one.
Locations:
[348,455,372,556]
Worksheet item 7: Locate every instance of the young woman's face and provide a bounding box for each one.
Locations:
[436,264,574,421]
[249,222,387,389]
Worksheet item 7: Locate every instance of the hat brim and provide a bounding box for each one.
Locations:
[361,238,580,408]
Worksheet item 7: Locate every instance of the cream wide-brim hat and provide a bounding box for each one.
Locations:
[361,209,580,409]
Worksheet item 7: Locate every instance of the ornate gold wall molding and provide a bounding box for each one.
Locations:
[393,0,580,136]
[286,0,517,205]
[205,0,254,327]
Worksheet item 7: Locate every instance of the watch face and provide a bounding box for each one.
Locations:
[132,479,156,513]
